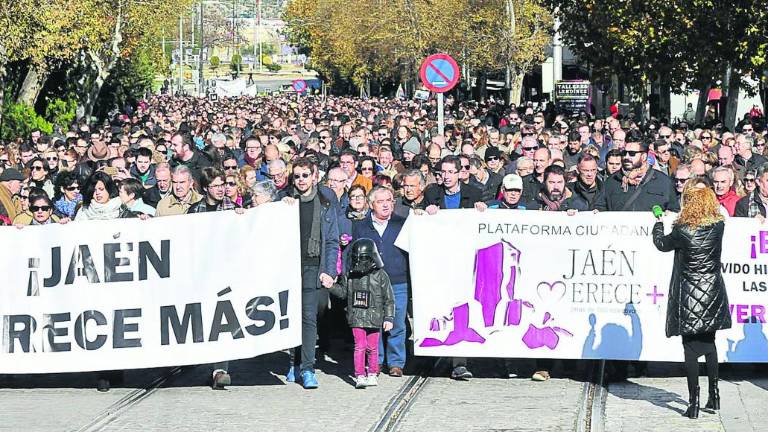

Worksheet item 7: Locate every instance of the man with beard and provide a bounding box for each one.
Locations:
[568,154,603,208]
[593,140,679,212]
[592,139,677,381]
[563,130,583,170]
[169,132,212,183]
[529,165,588,211]
[288,157,340,389]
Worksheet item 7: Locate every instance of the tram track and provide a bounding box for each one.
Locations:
[72,366,189,432]
[369,358,442,432]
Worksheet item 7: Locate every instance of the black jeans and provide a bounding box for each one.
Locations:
[293,265,320,373]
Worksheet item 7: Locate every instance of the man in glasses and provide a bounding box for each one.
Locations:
[468,155,503,203]
[593,140,679,212]
[651,139,679,177]
[423,155,485,212]
[735,164,768,219]
[672,164,692,205]
[288,157,340,389]
[485,145,504,176]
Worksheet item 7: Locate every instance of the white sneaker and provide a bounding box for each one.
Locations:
[366,374,378,386]
[355,375,368,389]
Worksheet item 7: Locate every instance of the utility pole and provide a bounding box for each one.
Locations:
[178,14,184,94]
[199,0,205,97]
[258,0,263,72]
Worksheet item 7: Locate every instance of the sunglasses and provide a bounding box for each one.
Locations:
[293,172,311,179]
[701,136,712,139]
[486,156,499,161]
[622,150,644,157]
[0,159,9,164]
[223,165,238,170]
[31,165,46,171]
[674,178,688,183]
[46,157,58,161]
[745,178,756,183]
[522,146,538,151]
[30,205,51,212]
[462,165,470,170]
[225,181,237,187]
[65,185,80,191]
[360,167,374,172]
[659,134,671,139]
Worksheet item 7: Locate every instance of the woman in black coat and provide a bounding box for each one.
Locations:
[652,183,731,419]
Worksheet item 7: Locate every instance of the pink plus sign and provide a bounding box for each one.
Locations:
[646,285,665,305]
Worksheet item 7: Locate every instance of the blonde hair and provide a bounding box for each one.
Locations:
[676,185,724,228]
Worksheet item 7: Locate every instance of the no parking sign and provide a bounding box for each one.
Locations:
[419,54,460,93]
[292,80,307,93]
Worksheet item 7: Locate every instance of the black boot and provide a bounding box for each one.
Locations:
[683,385,700,419]
[705,380,720,411]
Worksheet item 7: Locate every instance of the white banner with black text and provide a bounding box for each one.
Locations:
[396,210,768,362]
[0,203,301,373]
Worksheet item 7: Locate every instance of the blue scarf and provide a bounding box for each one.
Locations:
[54,194,82,218]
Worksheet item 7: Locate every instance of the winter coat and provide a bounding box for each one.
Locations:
[329,269,395,329]
[593,169,680,212]
[652,221,732,337]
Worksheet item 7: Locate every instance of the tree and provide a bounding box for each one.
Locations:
[549,0,768,126]
[284,0,552,98]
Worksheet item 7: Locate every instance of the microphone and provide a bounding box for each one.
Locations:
[652,205,663,220]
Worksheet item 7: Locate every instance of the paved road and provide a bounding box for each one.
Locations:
[1,353,766,432]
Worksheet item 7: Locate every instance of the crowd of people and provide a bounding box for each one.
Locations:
[0,93,766,394]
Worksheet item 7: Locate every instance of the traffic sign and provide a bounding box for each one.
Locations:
[419,54,460,93]
[292,80,307,93]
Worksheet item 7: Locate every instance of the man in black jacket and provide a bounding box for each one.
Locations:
[593,140,679,212]
[568,154,603,208]
[423,155,486,212]
[169,132,212,184]
[528,165,589,212]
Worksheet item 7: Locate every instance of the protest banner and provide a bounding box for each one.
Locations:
[396,210,768,362]
[0,203,302,374]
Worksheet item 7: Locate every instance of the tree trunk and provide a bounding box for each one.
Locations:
[16,65,48,107]
[658,76,671,122]
[82,4,124,119]
[0,43,6,138]
[695,84,710,125]
[509,73,525,106]
[723,68,740,130]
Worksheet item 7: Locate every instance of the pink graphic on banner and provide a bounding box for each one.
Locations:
[522,312,574,350]
[421,303,486,347]
[420,239,572,350]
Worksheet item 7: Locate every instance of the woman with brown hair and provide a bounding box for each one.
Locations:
[652,183,731,419]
